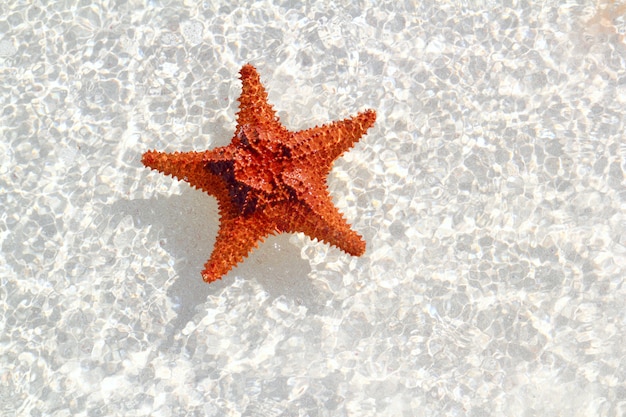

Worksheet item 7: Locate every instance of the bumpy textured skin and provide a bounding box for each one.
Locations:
[142,64,376,283]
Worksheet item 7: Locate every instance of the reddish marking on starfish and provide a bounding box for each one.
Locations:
[142,64,376,283]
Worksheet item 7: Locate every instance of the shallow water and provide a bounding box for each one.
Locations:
[1,1,625,416]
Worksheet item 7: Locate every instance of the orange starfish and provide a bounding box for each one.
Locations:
[142,64,376,283]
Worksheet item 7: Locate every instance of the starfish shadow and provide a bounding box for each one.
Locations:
[110,188,320,333]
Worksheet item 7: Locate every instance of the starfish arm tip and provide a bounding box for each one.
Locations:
[240,63,259,79]
[357,109,377,130]
[337,233,366,257]
[201,258,233,283]
[141,150,157,166]
[354,239,366,257]
[202,270,223,283]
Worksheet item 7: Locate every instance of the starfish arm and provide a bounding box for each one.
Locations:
[142,150,227,197]
[286,198,366,256]
[281,170,365,256]
[236,64,287,136]
[201,212,276,283]
[290,109,376,165]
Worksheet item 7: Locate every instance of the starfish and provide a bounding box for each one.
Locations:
[142,64,376,283]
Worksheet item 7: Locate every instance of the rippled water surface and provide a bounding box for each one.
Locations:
[1,1,625,416]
